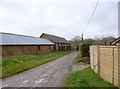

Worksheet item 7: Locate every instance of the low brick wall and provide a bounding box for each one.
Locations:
[90,46,120,87]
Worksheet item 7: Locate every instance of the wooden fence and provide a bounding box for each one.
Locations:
[90,46,120,87]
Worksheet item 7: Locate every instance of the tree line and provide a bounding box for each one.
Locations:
[71,35,116,50]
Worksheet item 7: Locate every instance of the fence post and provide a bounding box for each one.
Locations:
[112,47,114,85]
[97,46,100,75]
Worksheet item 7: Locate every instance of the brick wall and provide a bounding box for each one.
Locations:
[2,45,53,57]
[90,46,120,87]
[39,45,54,54]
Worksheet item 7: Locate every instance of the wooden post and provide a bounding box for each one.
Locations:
[97,46,100,75]
[112,47,114,85]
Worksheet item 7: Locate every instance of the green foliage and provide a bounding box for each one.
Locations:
[1,51,72,79]
[73,53,82,64]
[80,43,90,57]
[80,57,90,64]
[63,68,118,88]
[73,53,90,64]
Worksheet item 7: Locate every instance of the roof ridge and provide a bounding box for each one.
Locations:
[41,33,70,43]
[43,33,66,39]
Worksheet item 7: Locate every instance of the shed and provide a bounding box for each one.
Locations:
[40,33,71,51]
[0,32,54,57]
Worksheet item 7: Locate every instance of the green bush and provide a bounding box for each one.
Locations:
[80,43,90,57]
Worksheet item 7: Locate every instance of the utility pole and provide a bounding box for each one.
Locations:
[81,34,84,43]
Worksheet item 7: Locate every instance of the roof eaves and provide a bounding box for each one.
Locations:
[111,37,120,45]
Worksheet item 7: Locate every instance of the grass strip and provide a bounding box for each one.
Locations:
[1,51,72,79]
[63,68,118,88]
[73,52,90,64]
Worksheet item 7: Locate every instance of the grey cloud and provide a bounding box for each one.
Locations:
[0,1,118,40]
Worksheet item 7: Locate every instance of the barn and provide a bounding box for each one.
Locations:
[0,32,54,57]
[40,33,71,51]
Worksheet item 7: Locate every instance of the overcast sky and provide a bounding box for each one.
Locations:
[0,0,119,40]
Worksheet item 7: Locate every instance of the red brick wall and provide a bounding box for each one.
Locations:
[2,45,53,57]
[40,45,51,53]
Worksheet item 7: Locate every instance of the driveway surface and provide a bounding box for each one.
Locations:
[2,51,78,87]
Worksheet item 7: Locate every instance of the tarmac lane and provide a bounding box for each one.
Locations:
[2,51,79,87]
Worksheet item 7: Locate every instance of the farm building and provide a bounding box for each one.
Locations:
[40,33,71,51]
[0,32,54,57]
[111,37,120,45]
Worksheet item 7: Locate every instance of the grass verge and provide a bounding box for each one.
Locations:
[63,68,118,88]
[73,52,90,64]
[1,51,72,79]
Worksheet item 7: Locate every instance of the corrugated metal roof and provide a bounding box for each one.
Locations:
[0,32,54,45]
[40,33,70,43]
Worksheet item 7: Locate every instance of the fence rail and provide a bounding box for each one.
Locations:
[90,46,120,87]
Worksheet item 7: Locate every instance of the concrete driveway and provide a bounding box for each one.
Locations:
[2,51,79,87]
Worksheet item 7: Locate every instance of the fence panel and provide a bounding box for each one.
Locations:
[90,46,99,73]
[90,46,120,87]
